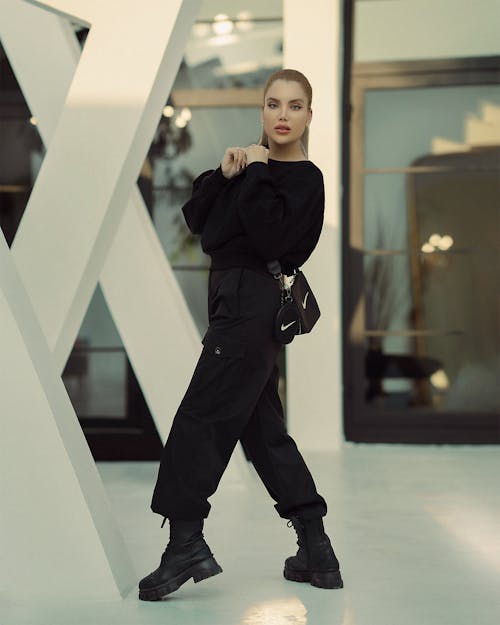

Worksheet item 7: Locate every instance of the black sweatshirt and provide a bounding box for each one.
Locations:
[181,158,325,275]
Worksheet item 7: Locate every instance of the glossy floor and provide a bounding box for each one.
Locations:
[2,444,499,625]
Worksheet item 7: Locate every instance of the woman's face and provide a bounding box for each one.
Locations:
[261,79,311,151]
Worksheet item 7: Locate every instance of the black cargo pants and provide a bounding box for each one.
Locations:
[151,266,327,521]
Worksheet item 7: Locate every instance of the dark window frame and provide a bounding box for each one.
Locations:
[343,55,500,444]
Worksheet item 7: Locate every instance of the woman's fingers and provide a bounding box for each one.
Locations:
[224,147,247,177]
[235,148,245,171]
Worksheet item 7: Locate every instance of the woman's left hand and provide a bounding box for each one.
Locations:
[245,144,269,165]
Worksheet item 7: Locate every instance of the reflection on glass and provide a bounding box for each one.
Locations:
[364,173,409,251]
[364,85,500,171]
[142,107,262,334]
[182,9,282,88]
[62,285,128,419]
[364,236,499,412]
[364,329,500,413]
[364,254,413,332]
[147,107,261,264]
[362,97,499,415]
[62,347,127,418]
[0,116,44,246]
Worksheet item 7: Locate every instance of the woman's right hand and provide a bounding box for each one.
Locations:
[220,147,248,180]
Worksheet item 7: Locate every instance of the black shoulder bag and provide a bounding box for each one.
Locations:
[266,260,321,344]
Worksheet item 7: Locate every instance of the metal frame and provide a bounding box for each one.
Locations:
[343,55,500,444]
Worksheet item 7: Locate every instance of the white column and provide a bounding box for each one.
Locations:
[283,0,344,449]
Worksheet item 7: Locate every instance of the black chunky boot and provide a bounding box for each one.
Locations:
[284,516,343,589]
[138,519,222,601]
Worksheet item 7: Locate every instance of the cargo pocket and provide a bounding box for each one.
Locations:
[180,327,246,420]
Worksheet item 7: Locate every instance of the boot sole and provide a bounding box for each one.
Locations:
[139,557,223,601]
[284,566,343,589]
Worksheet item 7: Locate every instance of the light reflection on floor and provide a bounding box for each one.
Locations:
[241,597,307,625]
[424,498,500,574]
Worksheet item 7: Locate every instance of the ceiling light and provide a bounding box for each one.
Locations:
[437,235,454,251]
[180,107,192,121]
[213,14,233,36]
[430,369,449,390]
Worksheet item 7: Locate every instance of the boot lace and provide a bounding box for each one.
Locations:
[287,517,305,547]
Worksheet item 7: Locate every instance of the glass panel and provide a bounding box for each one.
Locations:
[183,3,282,89]
[368,244,497,329]
[0,48,45,246]
[144,106,262,334]
[364,253,413,331]
[364,251,498,335]
[409,164,499,253]
[62,285,128,419]
[363,142,499,415]
[364,84,500,171]
[364,159,500,252]
[364,172,408,251]
[364,332,500,414]
[62,348,127,419]
[147,106,262,264]
[182,26,282,89]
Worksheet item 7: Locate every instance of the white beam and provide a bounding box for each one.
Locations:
[1,1,204,443]
[0,232,134,601]
[10,0,201,375]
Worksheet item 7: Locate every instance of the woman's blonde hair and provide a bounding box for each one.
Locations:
[257,68,313,158]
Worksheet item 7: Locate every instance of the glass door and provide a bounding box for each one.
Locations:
[344,58,500,443]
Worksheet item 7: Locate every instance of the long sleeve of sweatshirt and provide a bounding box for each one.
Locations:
[236,160,325,261]
[181,164,229,234]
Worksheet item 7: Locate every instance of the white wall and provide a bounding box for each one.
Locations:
[355,0,500,62]
[284,0,344,450]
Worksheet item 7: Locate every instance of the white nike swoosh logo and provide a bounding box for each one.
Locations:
[302,292,309,309]
[281,320,297,331]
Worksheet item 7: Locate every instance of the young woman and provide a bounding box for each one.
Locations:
[139,68,343,600]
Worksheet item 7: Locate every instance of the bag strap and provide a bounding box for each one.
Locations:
[266,260,300,277]
[267,260,297,304]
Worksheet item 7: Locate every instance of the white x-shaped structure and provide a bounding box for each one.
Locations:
[0,0,254,602]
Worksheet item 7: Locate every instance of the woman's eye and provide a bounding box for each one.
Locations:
[268,103,302,110]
